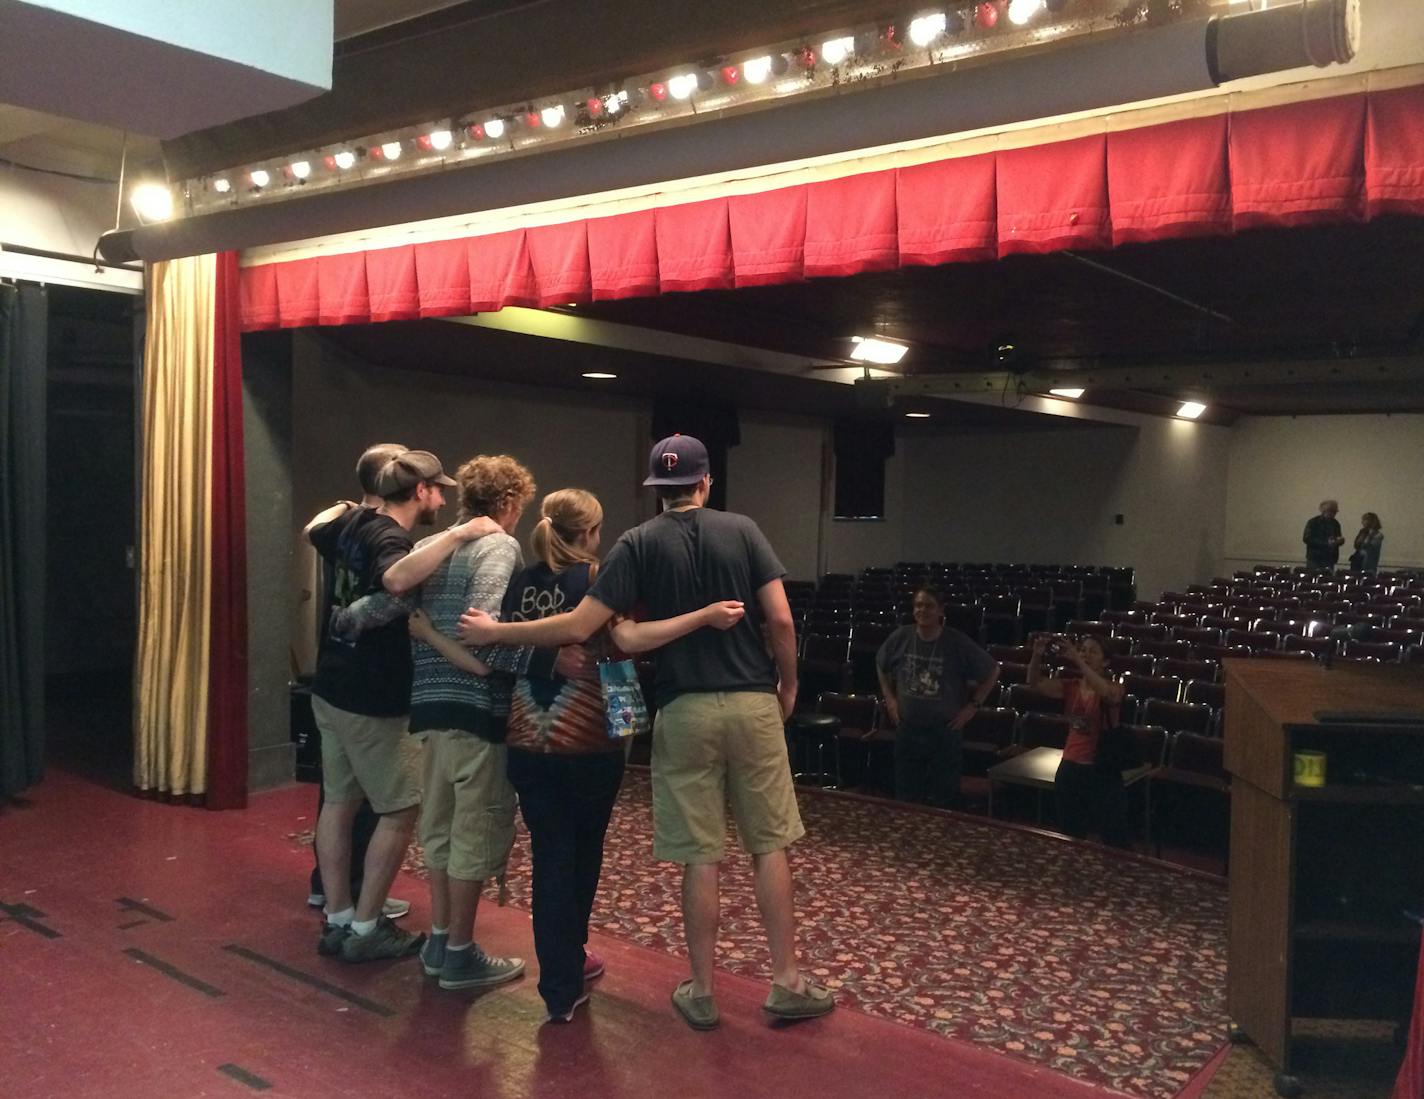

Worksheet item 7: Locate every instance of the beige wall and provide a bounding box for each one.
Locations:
[1224,413,1424,573]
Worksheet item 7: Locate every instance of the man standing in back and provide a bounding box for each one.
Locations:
[1303,499,1344,570]
[458,435,834,1030]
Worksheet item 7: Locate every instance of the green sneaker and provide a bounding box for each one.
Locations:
[437,944,525,990]
[339,916,425,963]
[420,931,448,977]
[317,921,350,957]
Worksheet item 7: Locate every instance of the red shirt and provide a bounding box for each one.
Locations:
[1061,679,1121,764]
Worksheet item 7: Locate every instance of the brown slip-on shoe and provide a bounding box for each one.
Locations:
[671,979,720,1030]
[763,980,835,1021]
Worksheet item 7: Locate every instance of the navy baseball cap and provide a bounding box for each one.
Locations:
[643,434,710,486]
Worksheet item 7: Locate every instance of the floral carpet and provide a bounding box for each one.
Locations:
[304,767,1228,1099]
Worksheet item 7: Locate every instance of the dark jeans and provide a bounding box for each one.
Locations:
[309,787,379,898]
[507,747,625,1015]
[894,721,962,809]
[1055,759,1131,848]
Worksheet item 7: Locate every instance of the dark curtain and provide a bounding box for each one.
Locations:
[833,418,895,519]
[651,401,739,511]
[206,252,249,808]
[0,283,47,799]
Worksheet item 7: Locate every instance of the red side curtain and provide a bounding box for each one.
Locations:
[1393,931,1424,1099]
[1230,94,1366,229]
[997,133,1111,256]
[1108,114,1231,245]
[206,251,248,809]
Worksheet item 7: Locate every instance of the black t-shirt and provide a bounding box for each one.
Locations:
[309,507,414,717]
[588,508,785,707]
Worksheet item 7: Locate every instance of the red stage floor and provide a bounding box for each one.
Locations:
[3,770,1125,1099]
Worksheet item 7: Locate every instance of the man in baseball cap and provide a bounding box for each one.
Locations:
[376,450,457,498]
[459,432,832,1029]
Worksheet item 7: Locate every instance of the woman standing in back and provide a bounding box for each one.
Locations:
[1350,513,1384,573]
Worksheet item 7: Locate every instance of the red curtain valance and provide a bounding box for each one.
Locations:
[240,84,1424,331]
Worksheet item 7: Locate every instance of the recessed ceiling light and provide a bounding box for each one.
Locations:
[905,411,931,419]
[1177,401,1207,419]
[582,371,617,380]
[849,336,909,365]
[1049,388,1085,399]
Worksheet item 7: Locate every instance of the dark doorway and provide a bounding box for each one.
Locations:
[44,285,140,788]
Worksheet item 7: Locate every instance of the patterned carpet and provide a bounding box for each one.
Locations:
[304,767,1230,1099]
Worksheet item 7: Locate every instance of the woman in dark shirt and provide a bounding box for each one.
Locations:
[1027,634,1132,848]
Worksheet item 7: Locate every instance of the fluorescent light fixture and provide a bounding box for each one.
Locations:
[380,141,403,160]
[821,36,854,64]
[668,72,698,99]
[905,411,931,419]
[742,55,773,83]
[582,371,617,380]
[212,177,231,193]
[540,104,566,128]
[333,149,357,170]
[290,160,311,179]
[1177,401,1207,419]
[1049,387,1085,399]
[129,182,173,221]
[249,169,271,188]
[908,12,948,46]
[849,336,910,365]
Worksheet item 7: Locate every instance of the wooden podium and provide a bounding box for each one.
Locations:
[1223,659,1424,1096]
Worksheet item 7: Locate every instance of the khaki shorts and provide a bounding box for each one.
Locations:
[419,731,516,882]
[312,695,421,814]
[651,691,805,865]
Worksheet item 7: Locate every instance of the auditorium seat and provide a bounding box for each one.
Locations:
[798,635,851,700]
[1067,619,1113,638]
[1117,622,1169,645]
[1014,711,1072,752]
[1223,628,1281,652]
[1173,626,1222,647]
[1140,699,1214,736]
[1120,674,1184,717]
[1282,634,1332,658]
[1340,639,1402,663]
[1109,654,1154,678]
[1005,683,1064,716]
[817,692,880,790]
[1183,680,1226,712]
[1156,657,1216,684]
[962,707,1017,774]
[1148,732,1229,861]
[988,644,1032,665]
[1136,639,1192,660]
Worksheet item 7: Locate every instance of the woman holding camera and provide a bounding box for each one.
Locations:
[1028,634,1131,848]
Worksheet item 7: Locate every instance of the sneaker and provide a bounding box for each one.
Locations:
[339,916,425,963]
[382,897,411,920]
[544,990,592,1024]
[437,945,526,991]
[763,979,835,1021]
[583,948,605,982]
[317,921,350,957]
[420,931,448,977]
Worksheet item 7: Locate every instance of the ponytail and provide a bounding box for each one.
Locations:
[529,488,603,576]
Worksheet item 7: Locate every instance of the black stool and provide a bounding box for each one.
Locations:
[785,712,842,788]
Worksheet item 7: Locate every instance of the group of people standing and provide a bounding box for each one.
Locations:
[1304,499,1385,572]
[303,434,834,1028]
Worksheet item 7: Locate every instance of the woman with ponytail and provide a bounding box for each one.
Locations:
[501,488,744,1023]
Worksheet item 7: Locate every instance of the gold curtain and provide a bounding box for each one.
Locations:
[134,255,215,797]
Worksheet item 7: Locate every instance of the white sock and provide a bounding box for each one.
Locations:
[446,941,472,953]
[351,917,378,936]
[325,906,355,927]
[430,926,449,937]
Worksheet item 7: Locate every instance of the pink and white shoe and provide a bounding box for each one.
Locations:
[583,948,605,982]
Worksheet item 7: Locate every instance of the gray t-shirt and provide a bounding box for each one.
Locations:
[876,625,997,728]
[588,507,785,707]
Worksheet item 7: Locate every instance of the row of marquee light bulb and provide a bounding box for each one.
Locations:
[201,0,1070,199]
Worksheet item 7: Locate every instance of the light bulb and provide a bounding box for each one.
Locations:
[484,118,506,139]
[129,182,173,221]
[821,36,854,64]
[908,12,948,45]
[428,129,453,150]
[334,150,356,170]
[540,104,566,128]
[212,178,231,193]
[668,72,698,100]
[249,169,270,188]
[1008,0,1044,23]
[742,55,773,84]
[603,93,622,115]
[380,141,403,160]
[290,160,311,179]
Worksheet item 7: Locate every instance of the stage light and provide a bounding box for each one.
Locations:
[649,81,668,101]
[908,12,948,46]
[484,118,506,139]
[333,149,357,170]
[290,160,311,179]
[1049,388,1085,399]
[249,168,271,188]
[905,411,931,418]
[129,182,173,221]
[1177,401,1207,419]
[212,177,232,193]
[821,36,854,64]
[1007,0,1045,24]
[418,129,453,151]
[380,141,403,160]
[975,2,1000,27]
[720,65,741,86]
[668,72,698,99]
[586,96,604,118]
[742,55,773,83]
[541,104,566,128]
[849,336,910,365]
[582,372,617,380]
[603,92,624,114]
